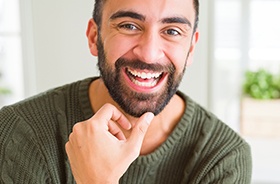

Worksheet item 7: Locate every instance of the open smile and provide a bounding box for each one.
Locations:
[124,67,167,91]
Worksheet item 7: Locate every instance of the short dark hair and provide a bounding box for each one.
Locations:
[93,0,199,32]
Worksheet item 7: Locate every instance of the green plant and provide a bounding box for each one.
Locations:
[243,69,280,99]
[0,87,12,95]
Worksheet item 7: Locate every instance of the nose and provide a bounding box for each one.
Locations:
[132,31,165,63]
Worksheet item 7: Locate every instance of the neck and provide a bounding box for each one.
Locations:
[89,78,185,154]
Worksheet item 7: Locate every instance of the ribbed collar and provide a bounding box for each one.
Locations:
[134,91,196,165]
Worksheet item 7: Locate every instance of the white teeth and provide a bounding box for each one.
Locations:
[131,78,158,87]
[128,68,162,79]
[127,68,162,87]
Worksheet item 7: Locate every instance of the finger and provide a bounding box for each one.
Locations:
[65,141,70,155]
[93,103,131,130]
[108,120,127,140]
[65,141,73,160]
[128,112,154,149]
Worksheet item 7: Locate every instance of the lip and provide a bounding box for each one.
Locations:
[122,67,168,93]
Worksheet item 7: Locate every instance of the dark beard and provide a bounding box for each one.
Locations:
[96,37,186,117]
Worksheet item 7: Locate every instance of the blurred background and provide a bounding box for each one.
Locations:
[0,0,279,183]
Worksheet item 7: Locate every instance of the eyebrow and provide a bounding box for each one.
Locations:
[110,10,192,28]
[110,10,145,21]
[161,17,192,28]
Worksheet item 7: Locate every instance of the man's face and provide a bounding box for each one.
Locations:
[90,0,198,117]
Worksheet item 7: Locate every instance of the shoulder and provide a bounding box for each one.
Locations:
[0,77,94,148]
[178,91,247,148]
[2,77,93,119]
[177,91,252,183]
[0,78,95,182]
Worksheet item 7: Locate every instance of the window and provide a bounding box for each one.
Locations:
[0,0,24,107]
[210,0,280,130]
[249,0,280,73]
[211,0,242,131]
[211,0,280,183]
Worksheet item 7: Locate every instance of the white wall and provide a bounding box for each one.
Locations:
[20,0,210,108]
[180,0,210,108]
[21,0,98,96]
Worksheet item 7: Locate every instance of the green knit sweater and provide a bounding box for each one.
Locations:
[0,78,252,184]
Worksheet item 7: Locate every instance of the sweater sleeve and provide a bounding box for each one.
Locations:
[200,142,252,184]
[0,106,52,184]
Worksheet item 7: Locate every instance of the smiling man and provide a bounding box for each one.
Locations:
[0,0,252,183]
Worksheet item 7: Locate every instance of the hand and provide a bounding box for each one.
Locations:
[65,103,154,184]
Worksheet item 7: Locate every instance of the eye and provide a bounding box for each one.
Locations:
[116,22,142,35]
[164,29,181,36]
[118,23,139,31]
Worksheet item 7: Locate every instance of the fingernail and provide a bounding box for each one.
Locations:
[145,112,154,124]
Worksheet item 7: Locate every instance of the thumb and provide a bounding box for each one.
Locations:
[128,112,154,149]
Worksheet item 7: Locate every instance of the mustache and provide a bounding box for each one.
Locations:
[115,58,175,73]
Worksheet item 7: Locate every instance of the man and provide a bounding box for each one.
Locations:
[0,0,252,183]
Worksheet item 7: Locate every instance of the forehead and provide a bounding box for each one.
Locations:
[102,0,195,24]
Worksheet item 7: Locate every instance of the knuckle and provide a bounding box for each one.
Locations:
[65,142,70,152]
[138,123,148,135]
[138,126,146,135]
[72,123,81,133]
[67,132,75,145]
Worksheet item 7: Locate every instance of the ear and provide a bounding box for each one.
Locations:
[186,30,199,66]
[86,19,99,56]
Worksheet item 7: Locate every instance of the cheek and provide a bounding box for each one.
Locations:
[103,35,138,62]
[165,44,189,73]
